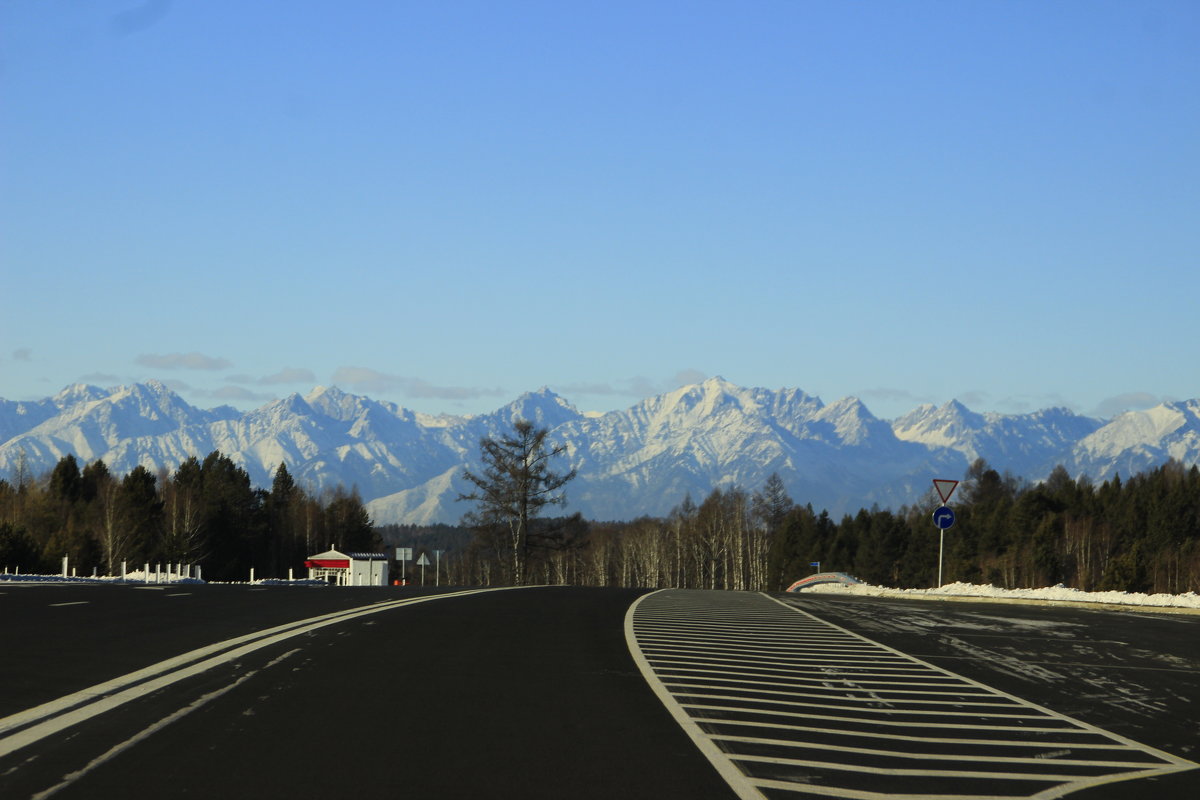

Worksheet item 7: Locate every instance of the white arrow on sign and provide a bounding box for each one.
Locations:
[933,479,959,504]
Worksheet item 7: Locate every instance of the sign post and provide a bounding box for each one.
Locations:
[931,480,959,587]
[396,547,412,585]
[435,550,444,587]
[417,553,430,586]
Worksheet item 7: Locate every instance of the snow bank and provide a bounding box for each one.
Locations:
[800,580,1200,610]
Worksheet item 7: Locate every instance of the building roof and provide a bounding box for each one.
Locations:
[306,549,388,562]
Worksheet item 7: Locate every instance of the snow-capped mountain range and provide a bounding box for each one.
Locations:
[2,378,1198,524]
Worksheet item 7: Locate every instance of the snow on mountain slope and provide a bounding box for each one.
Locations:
[2,379,1195,525]
[893,400,1103,477]
[1067,401,1200,481]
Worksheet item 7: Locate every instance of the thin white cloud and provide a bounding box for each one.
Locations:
[208,385,277,403]
[78,372,124,385]
[560,370,709,402]
[227,368,317,386]
[1093,392,1173,419]
[859,386,935,407]
[136,352,232,371]
[331,366,504,401]
[672,369,707,387]
[261,367,316,385]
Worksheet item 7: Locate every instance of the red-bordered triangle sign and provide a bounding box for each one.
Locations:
[933,479,959,504]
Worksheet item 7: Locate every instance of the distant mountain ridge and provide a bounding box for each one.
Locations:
[2,378,1198,524]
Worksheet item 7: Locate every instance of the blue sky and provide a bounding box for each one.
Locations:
[2,0,1197,420]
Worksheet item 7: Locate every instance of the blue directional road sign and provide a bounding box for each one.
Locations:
[932,506,956,530]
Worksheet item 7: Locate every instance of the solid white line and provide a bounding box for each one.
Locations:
[687,716,1142,750]
[680,703,1080,733]
[30,649,302,800]
[727,753,1152,783]
[672,691,1039,717]
[763,593,1200,771]
[626,591,766,800]
[0,587,521,760]
[665,678,1005,700]
[48,602,89,607]
[712,734,1162,770]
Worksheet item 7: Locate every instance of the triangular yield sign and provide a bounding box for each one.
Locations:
[933,479,959,504]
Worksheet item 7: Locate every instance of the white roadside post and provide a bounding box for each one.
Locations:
[435,550,443,587]
[61,556,68,579]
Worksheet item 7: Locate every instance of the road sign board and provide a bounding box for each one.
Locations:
[933,479,959,504]
[396,547,413,561]
[932,506,956,530]
[417,554,430,566]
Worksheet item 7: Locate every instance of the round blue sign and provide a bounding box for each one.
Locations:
[932,505,956,530]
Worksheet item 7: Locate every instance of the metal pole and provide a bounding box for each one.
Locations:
[938,529,944,588]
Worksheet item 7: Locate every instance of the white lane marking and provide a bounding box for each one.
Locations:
[30,649,302,800]
[625,594,765,800]
[0,587,522,760]
[628,590,1199,800]
[48,602,89,607]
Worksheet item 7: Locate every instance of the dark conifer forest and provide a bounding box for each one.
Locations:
[4,453,1198,593]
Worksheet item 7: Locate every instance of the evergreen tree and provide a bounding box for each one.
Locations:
[459,419,576,585]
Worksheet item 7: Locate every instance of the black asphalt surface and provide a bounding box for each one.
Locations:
[1,584,738,800]
[776,592,1200,799]
[2,584,1198,799]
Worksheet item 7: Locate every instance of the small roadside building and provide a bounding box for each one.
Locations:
[305,548,389,586]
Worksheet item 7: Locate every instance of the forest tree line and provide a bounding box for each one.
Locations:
[4,448,1200,594]
[444,459,1200,594]
[0,451,380,581]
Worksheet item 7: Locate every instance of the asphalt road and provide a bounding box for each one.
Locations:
[774,592,1200,799]
[2,584,1197,799]
[0,584,737,800]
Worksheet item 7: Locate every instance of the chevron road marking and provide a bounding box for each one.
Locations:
[626,589,1198,800]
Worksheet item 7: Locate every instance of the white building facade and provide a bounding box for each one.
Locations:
[304,549,389,586]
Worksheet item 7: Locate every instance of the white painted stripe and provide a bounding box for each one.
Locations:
[30,649,302,800]
[625,591,765,800]
[689,716,1144,751]
[763,594,1200,770]
[729,753,1173,783]
[682,702,1082,733]
[665,678,1009,700]
[48,602,89,607]
[0,587,521,760]
[748,775,1029,800]
[672,691,1041,717]
[713,735,1161,769]
[629,590,1199,800]
[662,674,986,692]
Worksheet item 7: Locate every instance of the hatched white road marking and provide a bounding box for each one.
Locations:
[627,590,1197,800]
